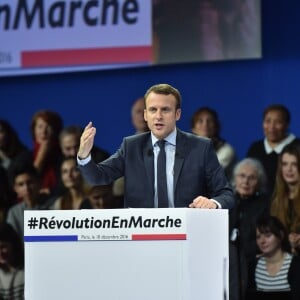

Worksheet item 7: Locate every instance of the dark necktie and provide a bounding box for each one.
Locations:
[157,140,168,208]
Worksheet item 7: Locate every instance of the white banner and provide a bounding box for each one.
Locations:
[24,208,187,241]
[0,0,152,75]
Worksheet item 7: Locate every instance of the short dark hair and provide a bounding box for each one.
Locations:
[256,215,291,252]
[59,125,83,144]
[263,104,291,125]
[144,84,182,109]
[0,222,24,268]
[9,164,39,186]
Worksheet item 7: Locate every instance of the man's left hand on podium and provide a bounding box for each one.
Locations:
[188,196,218,209]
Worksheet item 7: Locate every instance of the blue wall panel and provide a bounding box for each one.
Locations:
[1,1,300,159]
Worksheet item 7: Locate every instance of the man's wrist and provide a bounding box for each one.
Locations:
[78,155,87,160]
[77,151,89,160]
[77,154,91,166]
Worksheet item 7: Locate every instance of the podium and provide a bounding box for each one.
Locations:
[24,208,228,300]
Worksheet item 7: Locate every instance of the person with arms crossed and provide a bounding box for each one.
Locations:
[77,83,234,210]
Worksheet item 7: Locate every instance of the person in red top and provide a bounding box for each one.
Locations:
[30,110,63,195]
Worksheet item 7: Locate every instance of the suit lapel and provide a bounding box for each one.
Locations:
[143,137,155,201]
[173,130,187,193]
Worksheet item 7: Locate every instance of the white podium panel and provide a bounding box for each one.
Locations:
[24,208,228,300]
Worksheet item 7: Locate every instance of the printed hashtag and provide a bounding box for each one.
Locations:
[28,217,38,229]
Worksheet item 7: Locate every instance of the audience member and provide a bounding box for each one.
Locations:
[112,97,149,200]
[0,119,29,171]
[270,143,300,239]
[0,166,14,223]
[0,223,24,300]
[50,157,91,210]
[56,125,110,196]
[30,110,63,194]
[247,104,300,194]
[6,165,51,239]
[0,120,32,209]
[289,224,300,256]
[59,125,110,163]
[230,158,270,298]
[87,184,121,209]
[191,106,237,178]
[112,96,150,201]
[246,216,300,300]
[131,97,149,134]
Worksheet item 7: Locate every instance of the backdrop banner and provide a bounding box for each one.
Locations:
[0,0,261,76]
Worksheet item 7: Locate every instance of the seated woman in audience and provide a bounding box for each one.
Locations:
[0,119,29,171]
[270,143,300,238]
[246,216,300,300]
[0,222,24,300]
[247,104,300,194]
[0,120,31,206]
[230,157,270,298]
[50,157,91,210]
[29,110,63,195]
[191,106,237,178]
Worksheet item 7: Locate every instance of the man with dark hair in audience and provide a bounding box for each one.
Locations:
[0,222,24,299]
[6,165,51,239]
[59,125,110,163]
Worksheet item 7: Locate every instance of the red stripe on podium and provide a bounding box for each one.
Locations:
[21,46,152,67]
[132,234,186,241]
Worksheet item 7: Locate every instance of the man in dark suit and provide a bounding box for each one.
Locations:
[77,84,234,209]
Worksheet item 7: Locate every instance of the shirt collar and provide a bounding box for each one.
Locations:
[264,133,296,154]
[151,128,177,147]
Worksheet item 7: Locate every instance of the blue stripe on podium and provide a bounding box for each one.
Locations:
[24,235,78,242]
